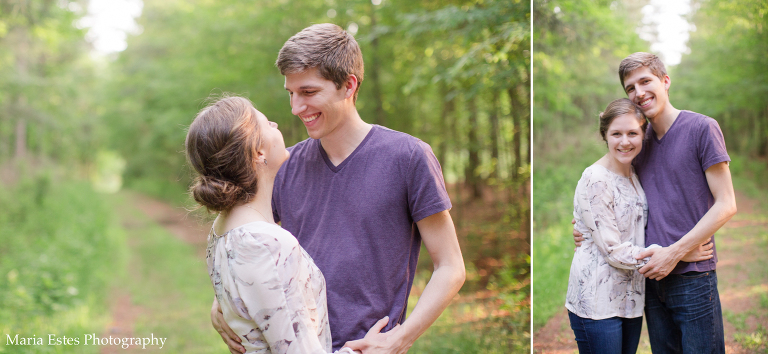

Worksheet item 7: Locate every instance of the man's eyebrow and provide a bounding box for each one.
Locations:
[285,85,322,91]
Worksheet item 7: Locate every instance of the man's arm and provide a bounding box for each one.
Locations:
[345,210,466,354]
[636,161,737,280]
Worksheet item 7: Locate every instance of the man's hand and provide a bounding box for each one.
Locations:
[572,218,585,250]
[681,241,714,263]
[211,298,245,354]
[343,317,408,354]
[636,246,683,280]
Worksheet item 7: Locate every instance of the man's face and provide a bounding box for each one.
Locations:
[284,68,349,140]
[622,66,670,119]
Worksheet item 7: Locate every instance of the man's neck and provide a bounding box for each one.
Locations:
[320,110,372,166]
[649,104,681,140]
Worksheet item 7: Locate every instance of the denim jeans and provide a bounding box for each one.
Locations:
[645,270,725,354]
[568,310,643,354]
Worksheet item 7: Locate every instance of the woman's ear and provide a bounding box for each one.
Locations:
[255,148,267,166]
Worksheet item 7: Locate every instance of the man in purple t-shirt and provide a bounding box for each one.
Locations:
[574,53,737,353]
[212,24,466,354]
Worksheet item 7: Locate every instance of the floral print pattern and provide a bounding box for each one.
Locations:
[565,164,653,320]
[207,221,354,354]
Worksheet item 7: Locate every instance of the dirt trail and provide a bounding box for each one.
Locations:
[533,190,767,353]
[129,193,212,254]
[99,193,211,353]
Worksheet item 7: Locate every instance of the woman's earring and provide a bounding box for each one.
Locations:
[264,158,267,166]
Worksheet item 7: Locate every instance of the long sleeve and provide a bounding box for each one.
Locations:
[566,165,649,320]
[211,224,353,354]
[577,172,648,270]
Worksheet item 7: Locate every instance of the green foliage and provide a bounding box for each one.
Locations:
[675,0,768,157]
[0,176,126,353]
[0,0,103,165]
[533,0,649,136]
[733,325,768,353]
[100,0,529,205]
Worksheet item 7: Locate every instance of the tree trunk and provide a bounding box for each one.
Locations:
[465,97,482,200]
[368,4,386,126]
[489,90,500,179]
[15,113,27,161]
[760,105,768,157]
[14,27,29,162]
[437,83,454,175]
[508,87,522,179]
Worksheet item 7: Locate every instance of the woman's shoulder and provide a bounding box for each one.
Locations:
[579,164,613,185]
[227,222,299,257]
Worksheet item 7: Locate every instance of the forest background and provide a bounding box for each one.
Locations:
[0,0,531,353]
[533,0,768,352]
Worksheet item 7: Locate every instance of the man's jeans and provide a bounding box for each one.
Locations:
[645,270,725,354]
[567,310,643,354]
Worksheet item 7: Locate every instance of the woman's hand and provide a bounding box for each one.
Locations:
[211,298,245,354]
[681,241,715,263]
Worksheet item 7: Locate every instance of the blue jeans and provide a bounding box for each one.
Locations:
[568,310,643,354]
[645,270,725,354]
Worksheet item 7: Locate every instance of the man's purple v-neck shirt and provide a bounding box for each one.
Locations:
[272,125,452,350]
[633,110,730,274]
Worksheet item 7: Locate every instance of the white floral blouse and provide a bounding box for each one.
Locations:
[565,164,656,320]
[207,221,354,354]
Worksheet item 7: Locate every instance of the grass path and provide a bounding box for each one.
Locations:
[533,189,768,354]
[98,191,224,353]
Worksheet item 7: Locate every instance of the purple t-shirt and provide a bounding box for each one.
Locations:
[633,110,730,274]
[272,125,452,350]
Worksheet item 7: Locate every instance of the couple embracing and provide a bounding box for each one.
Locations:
[184,24,466,353]
[566,53,737,354]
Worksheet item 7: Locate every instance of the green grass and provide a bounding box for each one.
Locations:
[0,175,127,353]
[105,192,225,353]
[409,256,531,353]
[532,136,604,331]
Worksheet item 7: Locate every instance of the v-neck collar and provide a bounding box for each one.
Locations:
[317,125,378,173]
[652,110,685,145]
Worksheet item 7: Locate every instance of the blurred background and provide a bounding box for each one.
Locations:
[0,0,530,353]
[532,0,768,353]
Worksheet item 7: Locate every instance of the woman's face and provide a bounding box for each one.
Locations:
[605,113,644,166]
[254,108,290,171]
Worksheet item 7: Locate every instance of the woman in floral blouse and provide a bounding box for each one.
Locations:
[185,96,379,354]
[565,98,712,354]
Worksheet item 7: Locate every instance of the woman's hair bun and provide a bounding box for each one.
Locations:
[190,175,246,212]
[185,95,262,213]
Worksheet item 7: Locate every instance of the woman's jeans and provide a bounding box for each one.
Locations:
[568,311,643,354]
[645,270,725,354]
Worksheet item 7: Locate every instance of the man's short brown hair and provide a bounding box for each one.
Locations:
[276,23,364,102]
[618,52,668,90]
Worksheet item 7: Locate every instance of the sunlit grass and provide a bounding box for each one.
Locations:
[0,177,125,353]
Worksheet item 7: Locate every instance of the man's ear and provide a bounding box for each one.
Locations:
[664,75,671,91]
[344,75,359,99]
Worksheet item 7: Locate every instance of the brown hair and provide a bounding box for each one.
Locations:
[599,98,647,142]
[276,23,364,102]
[185,96,262,212]
[618,52,668,90]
